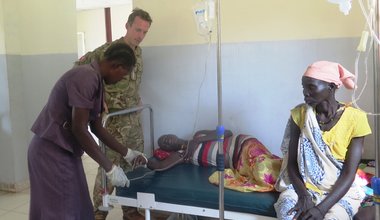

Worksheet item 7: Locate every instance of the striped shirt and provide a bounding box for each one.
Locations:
[191,134,253,169]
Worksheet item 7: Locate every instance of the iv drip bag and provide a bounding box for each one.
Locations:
[192,0,215,36]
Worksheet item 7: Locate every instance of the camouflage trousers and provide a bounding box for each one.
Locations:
[93,112,144,219]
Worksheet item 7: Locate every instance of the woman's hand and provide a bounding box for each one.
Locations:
[288,195,314,219]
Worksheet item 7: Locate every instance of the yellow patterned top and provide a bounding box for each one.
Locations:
[291,103,371,160]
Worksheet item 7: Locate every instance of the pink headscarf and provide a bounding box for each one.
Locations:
[303,61,356,89]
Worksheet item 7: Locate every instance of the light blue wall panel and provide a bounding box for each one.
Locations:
[140,38,375,158]
[0,53,77,191]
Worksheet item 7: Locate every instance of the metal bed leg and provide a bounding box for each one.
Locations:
[144,208,151,220]
[98,141,113,212]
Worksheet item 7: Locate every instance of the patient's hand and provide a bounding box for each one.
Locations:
[184,140,197,162]
[124,149,147,167]
[132,155,148,168]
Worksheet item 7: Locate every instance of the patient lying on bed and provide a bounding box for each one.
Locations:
[147,129,282,192]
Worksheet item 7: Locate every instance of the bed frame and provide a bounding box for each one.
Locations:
[100,105,278,220]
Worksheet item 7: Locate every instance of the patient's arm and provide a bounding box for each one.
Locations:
[151,129,234,171]
[158,129,233,152]
[193,129,233,143]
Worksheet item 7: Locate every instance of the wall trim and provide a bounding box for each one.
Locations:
[0,180,29,192]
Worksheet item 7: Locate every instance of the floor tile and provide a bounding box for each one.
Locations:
[0,191,29,211]
[0,209,7,216]
[0,211,28,220]
[106,207,123,220]
[13,202,29,215]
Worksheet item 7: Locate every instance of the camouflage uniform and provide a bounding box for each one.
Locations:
[76,37,144,220]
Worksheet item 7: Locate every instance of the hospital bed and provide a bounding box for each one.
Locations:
[101,105,279,220]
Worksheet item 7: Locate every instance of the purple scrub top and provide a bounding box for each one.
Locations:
[31,61,103,156]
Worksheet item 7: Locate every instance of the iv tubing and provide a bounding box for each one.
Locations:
[358,0,380,44]
[352,0,380,115]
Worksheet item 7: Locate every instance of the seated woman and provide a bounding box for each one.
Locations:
[274,61,372,220]
[147,129,282,192]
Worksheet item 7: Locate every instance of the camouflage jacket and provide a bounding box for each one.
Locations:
[75,37,143,111]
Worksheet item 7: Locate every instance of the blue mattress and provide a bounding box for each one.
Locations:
[117,163,279,217]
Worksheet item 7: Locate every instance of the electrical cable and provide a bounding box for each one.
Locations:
[192,34,213,135]
[129,35,213,181]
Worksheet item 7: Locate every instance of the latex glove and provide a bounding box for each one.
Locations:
[106,164,130,187]
[123,149,148,166]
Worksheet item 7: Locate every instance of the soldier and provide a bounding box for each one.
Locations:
[75,8,153,220]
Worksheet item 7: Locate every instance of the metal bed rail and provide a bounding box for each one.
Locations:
[101,104,154,154]
[105,192,276,220]
[99,104,154,211]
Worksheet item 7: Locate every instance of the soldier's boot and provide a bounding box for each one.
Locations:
[94,209,108,220]
[122,206,145,220]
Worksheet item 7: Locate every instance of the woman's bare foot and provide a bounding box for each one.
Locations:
[157,134,188,151]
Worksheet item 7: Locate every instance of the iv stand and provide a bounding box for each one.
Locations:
[215,0,225,219]
[374,1,380,219]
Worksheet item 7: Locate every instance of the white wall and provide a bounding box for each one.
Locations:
[77,0,376,159]
[0,0,5,54]
[0,0,77,192]
[135,0,365,46]
[133,0,376,159]
[76,3,133,54]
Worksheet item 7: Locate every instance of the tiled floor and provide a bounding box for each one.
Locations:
[0,154,124,220]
